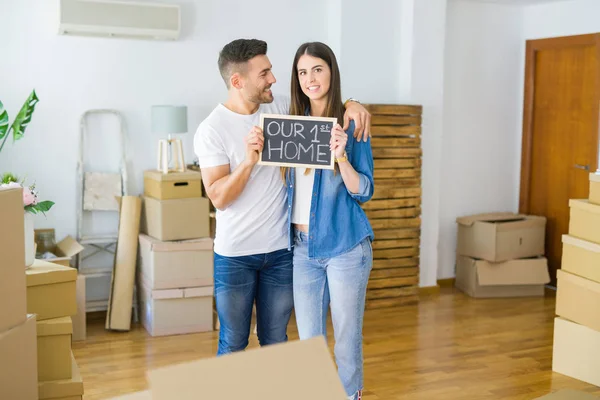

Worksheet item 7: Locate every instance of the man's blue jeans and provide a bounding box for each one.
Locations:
[214,248,294,355]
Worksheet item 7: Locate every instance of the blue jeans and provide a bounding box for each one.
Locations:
[214,248,294,355]
[293,230,372,400]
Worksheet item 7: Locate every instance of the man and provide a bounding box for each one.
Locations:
[194,38,371,355]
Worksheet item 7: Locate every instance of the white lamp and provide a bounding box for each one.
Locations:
[152,105,188,174]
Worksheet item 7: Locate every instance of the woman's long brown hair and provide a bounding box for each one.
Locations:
[281,42,344,182]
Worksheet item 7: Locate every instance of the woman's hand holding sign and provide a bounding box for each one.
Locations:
[330,124,348,160]
[244,126,264,166]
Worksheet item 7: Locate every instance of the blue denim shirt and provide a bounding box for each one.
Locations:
[286,121,375,259]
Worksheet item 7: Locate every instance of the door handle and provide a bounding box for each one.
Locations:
[575,164,590,171]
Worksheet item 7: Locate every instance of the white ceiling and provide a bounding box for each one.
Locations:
[461,0,572,4]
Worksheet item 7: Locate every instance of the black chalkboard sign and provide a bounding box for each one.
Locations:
[258,114,337,169]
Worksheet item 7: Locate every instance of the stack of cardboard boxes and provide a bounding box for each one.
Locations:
[0,188,38,400]
[552,172,600,387]
[139,170,214,336]
[27,259,82,399]
[455,212,550,297]
[1,187,83,400]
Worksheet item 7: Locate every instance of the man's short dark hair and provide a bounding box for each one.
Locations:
[218,39,268,88]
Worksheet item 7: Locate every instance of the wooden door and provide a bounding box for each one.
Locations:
[520,34,600,286]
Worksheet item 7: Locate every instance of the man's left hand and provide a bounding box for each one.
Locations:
[342,101,371,142]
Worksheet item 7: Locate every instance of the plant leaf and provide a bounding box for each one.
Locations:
[10,90,39,141]
[24,205,37,214]
[35,201,54,213]
[0,100,8,140]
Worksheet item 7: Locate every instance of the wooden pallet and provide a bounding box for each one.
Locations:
[363,104,422,309]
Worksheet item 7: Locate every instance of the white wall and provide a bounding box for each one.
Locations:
[438,0,524,279]
[411,0,448,287]
[523,0,600,39]
[339,0,407,103]
[0,0,329,238]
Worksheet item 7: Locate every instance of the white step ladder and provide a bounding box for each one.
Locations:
[75,109,138,322]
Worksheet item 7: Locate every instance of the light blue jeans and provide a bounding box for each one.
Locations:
[293,229,372,400]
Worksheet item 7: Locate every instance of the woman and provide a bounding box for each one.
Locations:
[284,42,374,400]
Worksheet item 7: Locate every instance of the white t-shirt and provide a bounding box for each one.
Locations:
[291,167,315,226]
[193,95,290,257]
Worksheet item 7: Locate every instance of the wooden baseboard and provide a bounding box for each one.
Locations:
[419,285,440,296]
[419,278,456,296]
[438,278,455,288]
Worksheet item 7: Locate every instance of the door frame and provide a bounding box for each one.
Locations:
[519,33,600,213]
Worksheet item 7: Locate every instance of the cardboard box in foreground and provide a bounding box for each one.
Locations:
[0,188,27,333]
[553,317,600,387]
[0,314,38,400]
[535,389,600,399]
[107,337,347,399]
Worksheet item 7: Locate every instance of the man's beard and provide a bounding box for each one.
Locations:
[247,86,274,104]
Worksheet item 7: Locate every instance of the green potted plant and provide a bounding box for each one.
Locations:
[0,90,54,267]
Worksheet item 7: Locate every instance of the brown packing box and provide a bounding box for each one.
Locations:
[553,317,600,387]
[0,314,38,400]
[35,229,85,267]
[535,389,600,399]
[144,169,202,200]
[38,352,84,399]
[556,270,600,332]
[106,196,142,332]
[209,211,216,238]
[590,172,600,206]
[108,392,151,399]
[455,255,550,298]
[142,196,210,241]
[72,274,86,342]
[139,283,213,336]
[38,316,73,381]
[456,212,546,262]
[569,199,600,244]
[561,235,600,283]
[146,337,347,399]
[139,233,214,290]
[27,259,78,320]
[0,188,27,333]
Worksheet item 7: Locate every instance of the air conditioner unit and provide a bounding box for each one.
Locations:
[59,0,180,41]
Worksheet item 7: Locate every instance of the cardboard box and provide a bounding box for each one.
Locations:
[456,212,546,262]
[38,352,84,400]
[144,169,202,200]
[535,389,600,399]
[146,337,347,399]
[140,283,213,336]
[37,316,73,381]
[556,269,600,332]
[72,274,86,342]
[455,256,550,298]
[106,195,142,332]
[139,233,214,290]
[590,171,600,206]
[562,235,600,283]
[27,259,78,320]
[108,392,151,400]
[35,229,84,267]
[569,199,600,244]
[0,187,27,333]
[0,314,38,400]
[142,196,210,241]
[209,211,216,238]
[553,317,600,387]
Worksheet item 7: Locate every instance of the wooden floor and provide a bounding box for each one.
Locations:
[73,289,600,399]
